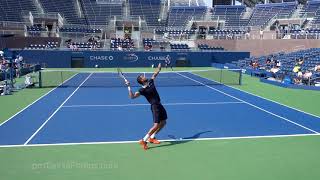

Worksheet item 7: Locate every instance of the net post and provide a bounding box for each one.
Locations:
[239,69,243,85]
[60,71,63,86]
[39,70,42,88]
[219,69,222,84]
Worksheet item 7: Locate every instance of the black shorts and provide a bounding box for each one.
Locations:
[151,104,167,123]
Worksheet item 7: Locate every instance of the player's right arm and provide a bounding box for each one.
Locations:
[126,81,140,99]
[151,63,161,80]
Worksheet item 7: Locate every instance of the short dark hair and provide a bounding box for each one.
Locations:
[137,74,144,85]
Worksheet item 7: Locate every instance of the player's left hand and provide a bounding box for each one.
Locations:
[158,63,162,71]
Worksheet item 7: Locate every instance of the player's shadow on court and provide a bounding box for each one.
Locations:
[148,131,212,150]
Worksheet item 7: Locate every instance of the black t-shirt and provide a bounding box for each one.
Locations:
[139,79,161,105]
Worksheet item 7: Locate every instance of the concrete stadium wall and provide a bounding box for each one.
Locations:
[18,50,250,68]
[0,37,61,49]
[196,39,320,57]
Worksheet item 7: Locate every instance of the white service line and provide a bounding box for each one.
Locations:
[62,101,245,108]
[23,73,93,145]
[176,72,319,134]
[0,133,319,148]
[0,74,78,128]
[191,71,320,119]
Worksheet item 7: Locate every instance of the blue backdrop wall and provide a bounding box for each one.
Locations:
[19,50,250,68]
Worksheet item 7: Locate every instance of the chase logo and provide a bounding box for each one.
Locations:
[123,53,138,62]
[90,56,113,61]
[148,55,171,61]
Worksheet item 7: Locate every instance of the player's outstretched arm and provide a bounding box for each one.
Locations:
[126,81,140,99]
[151,63,161,80]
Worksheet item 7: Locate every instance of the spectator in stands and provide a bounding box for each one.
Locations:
[117,45,123,51]
[303,70,313,79]
[302,70,313,85]
[251,60,259,69]
[144,45,151,51]
[266,58,271,65]
[293,65,301,73]
[270,61,280,78]
[227,33,233,40]
[276,60,281,67]
[270,66,280,74]
[297,57,304,65]
[314,64,320,72]
[0,61,5,72]
[259,28,264,39]
[293,72,303,85]
[24,74,34,88]
[245,31,250,40]
[70,43,78,51]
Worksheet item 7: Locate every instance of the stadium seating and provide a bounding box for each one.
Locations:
[198,44,224,51]
[59,27,102,33]
[39,0,85,24]
[28,42,59,49]
[208,29,246,39]
[110,38,134,51]
[249,2,296,28]
[300,0,320,17]
[27,25,46,36]
[143,38,155,47]
[289,28,320,39]
[129,0,162,27]
[155,29,196,35]
[234,48,320,81]
[170,43,190,50]
[304,1,320,26]
[212,5,248,29]
[0,0,37,22]
[81,0,123,26]
[68,42,102,49]
[167,1,206,28]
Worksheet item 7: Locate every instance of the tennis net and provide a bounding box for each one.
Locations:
[35,69,242,88]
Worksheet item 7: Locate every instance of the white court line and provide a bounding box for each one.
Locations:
[23,73,93,145]
[176,72,319,134]
[0,133,319,148]
[192,72,320,119]
[0,74,78,128]
[62,101,245,108]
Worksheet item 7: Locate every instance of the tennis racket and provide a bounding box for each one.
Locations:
[117,67,129,84]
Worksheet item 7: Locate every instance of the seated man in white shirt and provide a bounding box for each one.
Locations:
[25,74,35,88]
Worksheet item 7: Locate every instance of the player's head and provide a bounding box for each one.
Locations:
[137,74,147,85]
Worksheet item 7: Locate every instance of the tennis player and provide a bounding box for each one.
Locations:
[165,55,173,70]
[125,63,167,150]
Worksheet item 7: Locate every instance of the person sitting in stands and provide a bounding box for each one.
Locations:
[266,58,271,65]
[302,70,313,85]
[117,45,123,51]
[297,57,304,65]
[303,70,313,79]
[0,60,7,73]
[25,74,35,88]
[293,65,301,73]
[270,66,280,74]
[315,64,320,72]
[293,72,303,85]
[252,60,259,69]
[276,60,281,67]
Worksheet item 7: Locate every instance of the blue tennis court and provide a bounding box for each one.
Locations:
[0,71,320,147]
